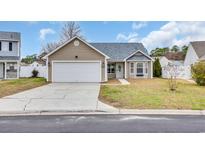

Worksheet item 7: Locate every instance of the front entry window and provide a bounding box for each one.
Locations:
[118,65,121,72]
[107,64,115,73]
[136,63,144,76]
[130,63,134,74]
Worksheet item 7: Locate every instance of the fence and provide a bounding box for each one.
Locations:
[162,65,191,79]
[20,66,47,78]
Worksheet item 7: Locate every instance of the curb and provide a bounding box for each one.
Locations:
[0,109,205,116]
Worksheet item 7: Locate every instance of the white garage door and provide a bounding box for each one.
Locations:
[52,61,101,82]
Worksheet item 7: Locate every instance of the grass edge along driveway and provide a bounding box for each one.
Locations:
[99,78,205,110]
[0,78,47,98]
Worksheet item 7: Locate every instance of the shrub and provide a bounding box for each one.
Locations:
[153,58,162,77]
[31,69,39,78]
[191,61,205,86]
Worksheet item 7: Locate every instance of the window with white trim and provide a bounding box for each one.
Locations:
[130,63,134,74]
[136,63,144,76]
[145,62,148,74]
[107,64,115,73]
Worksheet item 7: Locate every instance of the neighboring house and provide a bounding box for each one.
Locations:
[0,31,21,79]
[184,41,205,66]
[152,52,185,67]
[163,52,185,66]
[160,52,191,79]
[43,36,153,82]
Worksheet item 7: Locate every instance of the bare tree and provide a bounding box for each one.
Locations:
[41,42,61,53]
[165,64,178,91]
[40,21,83,57]
[60,21,82,43]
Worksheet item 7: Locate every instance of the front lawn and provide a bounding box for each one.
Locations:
[99,78,205,110]
[0,78,47,98]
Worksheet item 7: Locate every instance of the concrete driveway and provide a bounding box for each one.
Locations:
[0,83,117,113]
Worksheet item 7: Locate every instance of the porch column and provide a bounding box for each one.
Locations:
[104,59,108,82]
[151,61,153,79]
[46,57,49,81]
[17,61,20,79]
[4,62,6,79]
[124,61,127,78]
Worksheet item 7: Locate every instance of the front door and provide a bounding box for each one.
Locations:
[116,63,123,79]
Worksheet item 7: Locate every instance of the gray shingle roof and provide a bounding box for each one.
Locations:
[90,43,148,61]
[0,31,21,41]
[0,56,20,60]
[190,41,205,58]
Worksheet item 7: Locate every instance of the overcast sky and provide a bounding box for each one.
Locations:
[0,21,204,57]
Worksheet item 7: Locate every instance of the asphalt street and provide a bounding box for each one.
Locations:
[0,114,205,133]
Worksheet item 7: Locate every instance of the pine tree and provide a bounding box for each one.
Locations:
[153,58,162,77]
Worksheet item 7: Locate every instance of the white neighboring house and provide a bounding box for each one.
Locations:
[184,41,205,66]
[153,52,185,67]
[0,31,21,80]
[20,60,46,78]
[156,52,191,79]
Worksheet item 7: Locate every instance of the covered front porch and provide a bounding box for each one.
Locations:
[107,61,153,79]
[0,61,19,79]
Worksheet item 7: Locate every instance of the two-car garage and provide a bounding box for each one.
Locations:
[52,61,101,82]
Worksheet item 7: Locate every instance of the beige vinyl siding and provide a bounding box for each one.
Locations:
[48,38,105,82]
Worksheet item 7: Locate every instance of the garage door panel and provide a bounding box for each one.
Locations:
[53,62,101,82]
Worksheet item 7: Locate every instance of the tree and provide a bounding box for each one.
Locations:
[41,42,61,53]
[41,21,82,54]
[171,45,180,52]
[191,61,205,86]
[60,21,82,43]
[182,45,188,54]
[153,58,162,77]
[150,47,169,56]
[165,65,178,91]
[21,54,37,64]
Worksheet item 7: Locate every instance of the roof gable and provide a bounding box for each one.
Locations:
[126,51,151,61]
[190,41,205,58]
[43,36,109,59]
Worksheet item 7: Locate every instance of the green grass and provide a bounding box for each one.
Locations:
[0,77,47,98]
[99,78,205,110]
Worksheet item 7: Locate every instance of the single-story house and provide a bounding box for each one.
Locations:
[184,41,205,66]
[43,36,153,82]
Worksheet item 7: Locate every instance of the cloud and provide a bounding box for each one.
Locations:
[116,32,139,42]
[141,21,205,51]
[132,22,147,30]
[116,21,205,52]
[39,28,56,40]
